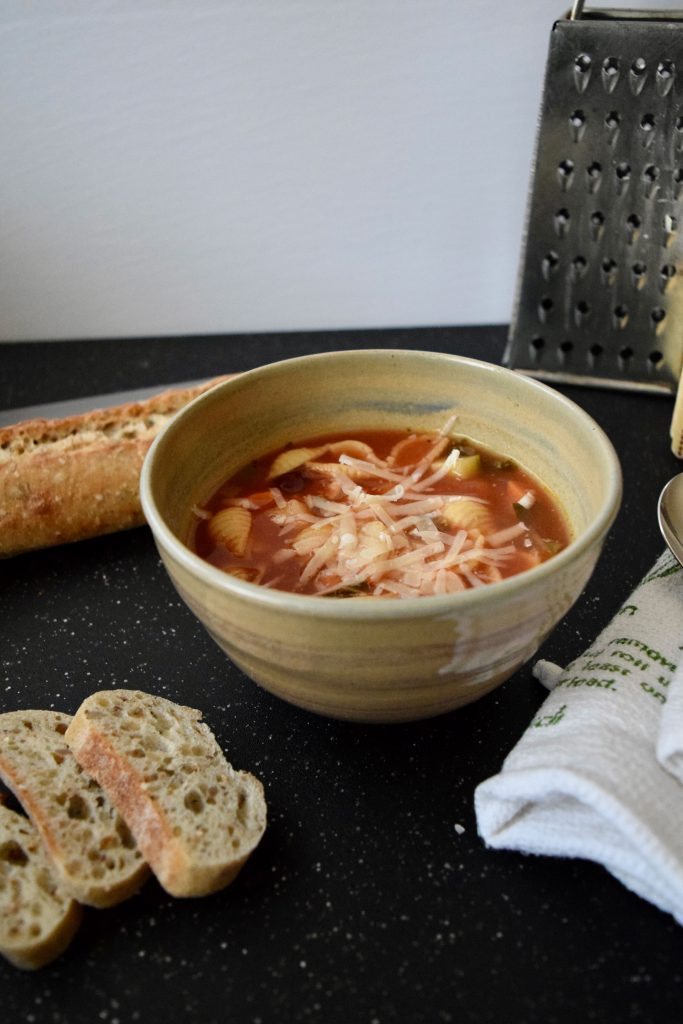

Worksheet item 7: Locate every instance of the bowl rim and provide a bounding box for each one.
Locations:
[140,348,622,621]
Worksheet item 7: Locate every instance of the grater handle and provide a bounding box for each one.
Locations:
[569,3,683,18]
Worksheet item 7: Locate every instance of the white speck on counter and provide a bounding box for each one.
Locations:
[454,823,465,835]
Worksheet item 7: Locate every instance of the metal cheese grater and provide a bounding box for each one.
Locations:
[505,2,683,423]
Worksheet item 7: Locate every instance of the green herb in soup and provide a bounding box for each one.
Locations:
[190,420,570,598]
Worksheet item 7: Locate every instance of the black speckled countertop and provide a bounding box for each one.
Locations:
[2,327,683,1024]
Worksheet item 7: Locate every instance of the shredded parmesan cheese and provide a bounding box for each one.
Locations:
[197,419,565,598]
[248,433,516,596]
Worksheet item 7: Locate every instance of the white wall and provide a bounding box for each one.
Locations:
[0,0,662,341]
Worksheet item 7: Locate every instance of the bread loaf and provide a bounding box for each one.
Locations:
[0,375,231,557]
[0,803,82,970]
[0,710,149,907]
[65,690,267,898]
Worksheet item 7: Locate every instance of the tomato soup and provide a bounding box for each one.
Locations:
[189,422,570,599]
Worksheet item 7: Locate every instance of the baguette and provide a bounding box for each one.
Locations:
[0,710,149,907]
[65,690,267,898]
[0,803,82,970]
[0,375,232,557]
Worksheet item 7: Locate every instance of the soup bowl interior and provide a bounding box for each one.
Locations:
[141,349,622,722]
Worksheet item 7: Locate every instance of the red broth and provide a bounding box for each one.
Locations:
[189,425,570,598]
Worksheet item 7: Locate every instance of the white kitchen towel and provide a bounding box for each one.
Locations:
[657,651,683,785]
[474,549,683,925]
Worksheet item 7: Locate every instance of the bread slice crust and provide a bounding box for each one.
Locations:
[0,803,82,970]
[65,690,267,898]
[0,710,149,907]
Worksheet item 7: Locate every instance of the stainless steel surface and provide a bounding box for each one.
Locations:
[0,379,210,428]
[658,472,683,564]
[505,6,683,393]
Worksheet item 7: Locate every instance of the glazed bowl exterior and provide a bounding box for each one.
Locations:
[140,349,622,723]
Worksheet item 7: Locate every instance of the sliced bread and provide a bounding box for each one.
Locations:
[0,803,82,970]
[0,710,150,907]
[65,690,267,898]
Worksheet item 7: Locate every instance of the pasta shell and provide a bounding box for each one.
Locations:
[326,439,375,459]
[268,498,308,524]
[225,566,261,583]
[292,522,333,556]
[440,499,493,535]
[266,446,326,481]
[207,506,252,555]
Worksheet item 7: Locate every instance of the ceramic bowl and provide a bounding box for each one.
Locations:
[140,349,622,723]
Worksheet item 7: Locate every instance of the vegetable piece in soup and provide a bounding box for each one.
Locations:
[190,423,570,598]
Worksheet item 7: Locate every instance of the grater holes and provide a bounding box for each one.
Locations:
[604,110,620,145]
[629,58,647,95]
[574,300,590,326]
[558,340,574,363]
[570,255,587,281]
[586,161,602,193]
[601,57,620,93]
[660,263,677,292]
[631,262,647,289]
[574,53,592,92]
[656,60,675,97]
[557,159,575,190]
[613,304,629,329]
[649,349,664,367]
[589,342,604,366]
[643,164,659,198]
[639,114,656,148]
[529,336,545,361]
[625,214,641,244]
[569,109,586,143]
[615,162,631,194]
[538,296,554,323]
[619,346,634,364]
[541,251,559,280]
[664,213,678,246]
[555,339,575,369]
[674,169,683,200]
[651,307,666,330]
[590,211,605,242]
[601,258,618,286]
[676,116,683,151]
[554,208,570,237]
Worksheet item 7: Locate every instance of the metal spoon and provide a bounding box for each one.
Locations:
[658,473,683,567]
